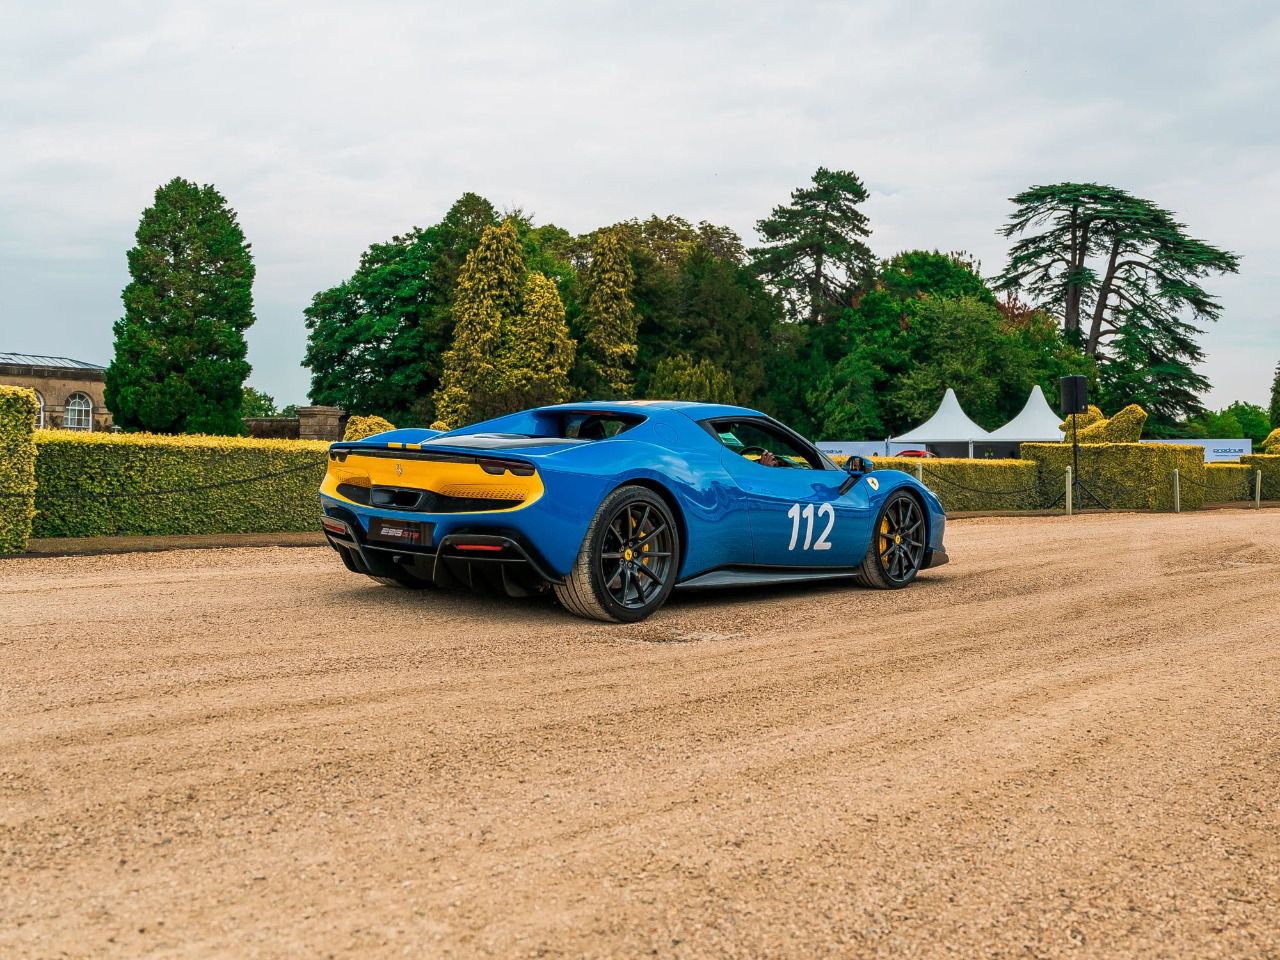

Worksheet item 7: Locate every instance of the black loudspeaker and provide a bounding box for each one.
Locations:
[1059,375,1088,415]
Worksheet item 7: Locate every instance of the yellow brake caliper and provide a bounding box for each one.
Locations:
[880,517,891,558]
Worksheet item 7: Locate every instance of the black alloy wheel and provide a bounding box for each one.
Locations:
[555,486,680,622]
[859,491,926,589]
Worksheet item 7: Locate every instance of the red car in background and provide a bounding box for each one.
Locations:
[895,449,936,458]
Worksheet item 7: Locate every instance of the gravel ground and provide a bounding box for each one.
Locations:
[2,510,1278,959]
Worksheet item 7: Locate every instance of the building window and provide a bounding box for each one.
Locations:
[65,392,92,431]
[33,390,44,428]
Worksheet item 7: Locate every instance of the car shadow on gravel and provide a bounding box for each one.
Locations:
[320,571,943,633]
[666,571,943,612]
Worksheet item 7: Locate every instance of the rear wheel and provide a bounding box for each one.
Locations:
[859,491,926,589]
[554,486,680,622]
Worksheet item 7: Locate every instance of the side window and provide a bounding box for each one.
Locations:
[710,420,822,470]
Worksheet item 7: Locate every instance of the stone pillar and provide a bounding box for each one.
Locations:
[297,406,346,441]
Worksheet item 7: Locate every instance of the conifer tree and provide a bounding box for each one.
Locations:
[500,272,575,409]
[750,167,875,325]
[995,183,1239,425]
[647,354,735,403]
[1270,361,1280,428]
[433,221,524,426]
[580,227,639,398]
[106,177,255,434]
[433,221,577,426]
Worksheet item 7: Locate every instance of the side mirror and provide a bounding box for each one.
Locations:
[838,456,873,495]
[847,455,873,475]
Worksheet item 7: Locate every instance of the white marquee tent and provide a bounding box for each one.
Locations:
[982,386,1063,442]
[890,388,990,457]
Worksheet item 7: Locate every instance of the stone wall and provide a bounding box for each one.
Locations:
[244,406,347,441]
[297,406,347,441]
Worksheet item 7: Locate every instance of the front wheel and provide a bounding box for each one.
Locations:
[859,491,926,589]
[554,486,680,622]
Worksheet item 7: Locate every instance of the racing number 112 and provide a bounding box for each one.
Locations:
[787,502,834,551]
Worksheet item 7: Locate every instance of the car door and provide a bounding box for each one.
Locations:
[711,418,870,567]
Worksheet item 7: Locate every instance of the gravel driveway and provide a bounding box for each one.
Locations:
[2,510,1278,958]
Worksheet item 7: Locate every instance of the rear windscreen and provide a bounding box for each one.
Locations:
[559,412,642,440]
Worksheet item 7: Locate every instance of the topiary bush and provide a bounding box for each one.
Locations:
[0,386,39,552]
[1057,404,1105,436]
[1204,463,1255,503]
[32,431,330,538]
[343,415,395,441]
[1021,441,1204,511]
[1074,404,1148,443]
[1240,454,1280,500]
[1262,427,1280,455]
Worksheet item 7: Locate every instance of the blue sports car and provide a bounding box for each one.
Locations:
[319,401,948,622]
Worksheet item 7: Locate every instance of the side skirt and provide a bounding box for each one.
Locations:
[675,566,861,591]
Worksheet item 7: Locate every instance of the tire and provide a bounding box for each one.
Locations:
[859,491,926,589]
[554,486,680,623]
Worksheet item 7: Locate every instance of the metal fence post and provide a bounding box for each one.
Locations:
[1172,468,1181,513]
[1257,470,1264,509]
[1065,466,1073,516]
[915,463,923,484]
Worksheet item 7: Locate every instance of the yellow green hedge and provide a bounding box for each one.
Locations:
[0,386,39,553]
[1240,454,1280,500]
[1204,463,1255,503]
[1020,442,1205,511]
[32,431,329,538]
[834,455,1040,511]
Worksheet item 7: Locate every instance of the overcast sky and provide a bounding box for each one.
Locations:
[2,0,1277,412]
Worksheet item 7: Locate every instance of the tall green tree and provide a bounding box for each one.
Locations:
[579,227,639,398]
[796,252,1090,439]
[1270,362,1280,428]
[995,183,1239,424]
[302,193,496,424]
[1223,401,1271,445]
[571,216,778,405]
[105,177,255,434]
[241,387,278,417]
[433,221,573,426]
[750,167,875,325]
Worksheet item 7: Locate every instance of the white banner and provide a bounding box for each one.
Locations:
[1143,438,1253,463]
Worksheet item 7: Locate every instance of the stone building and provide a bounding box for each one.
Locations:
[0,353,113,431]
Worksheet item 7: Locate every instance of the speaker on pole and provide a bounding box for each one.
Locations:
[1060,375,1088,415]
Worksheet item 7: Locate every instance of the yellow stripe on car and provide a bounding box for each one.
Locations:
[321,454,544,513]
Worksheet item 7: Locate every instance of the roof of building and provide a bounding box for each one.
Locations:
[891,388,991,443]
[0,352,106,370]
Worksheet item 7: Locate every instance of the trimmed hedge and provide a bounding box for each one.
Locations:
[32,431,329,538]
[1262,428,1280,455]
[1241,454,1280,500]
[834,455,1040,512]
[1204,463,1255,503]
[1021,442,1205,512]
[0,386,39,553]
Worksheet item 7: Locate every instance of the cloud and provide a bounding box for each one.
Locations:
[2,0,1276,411]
